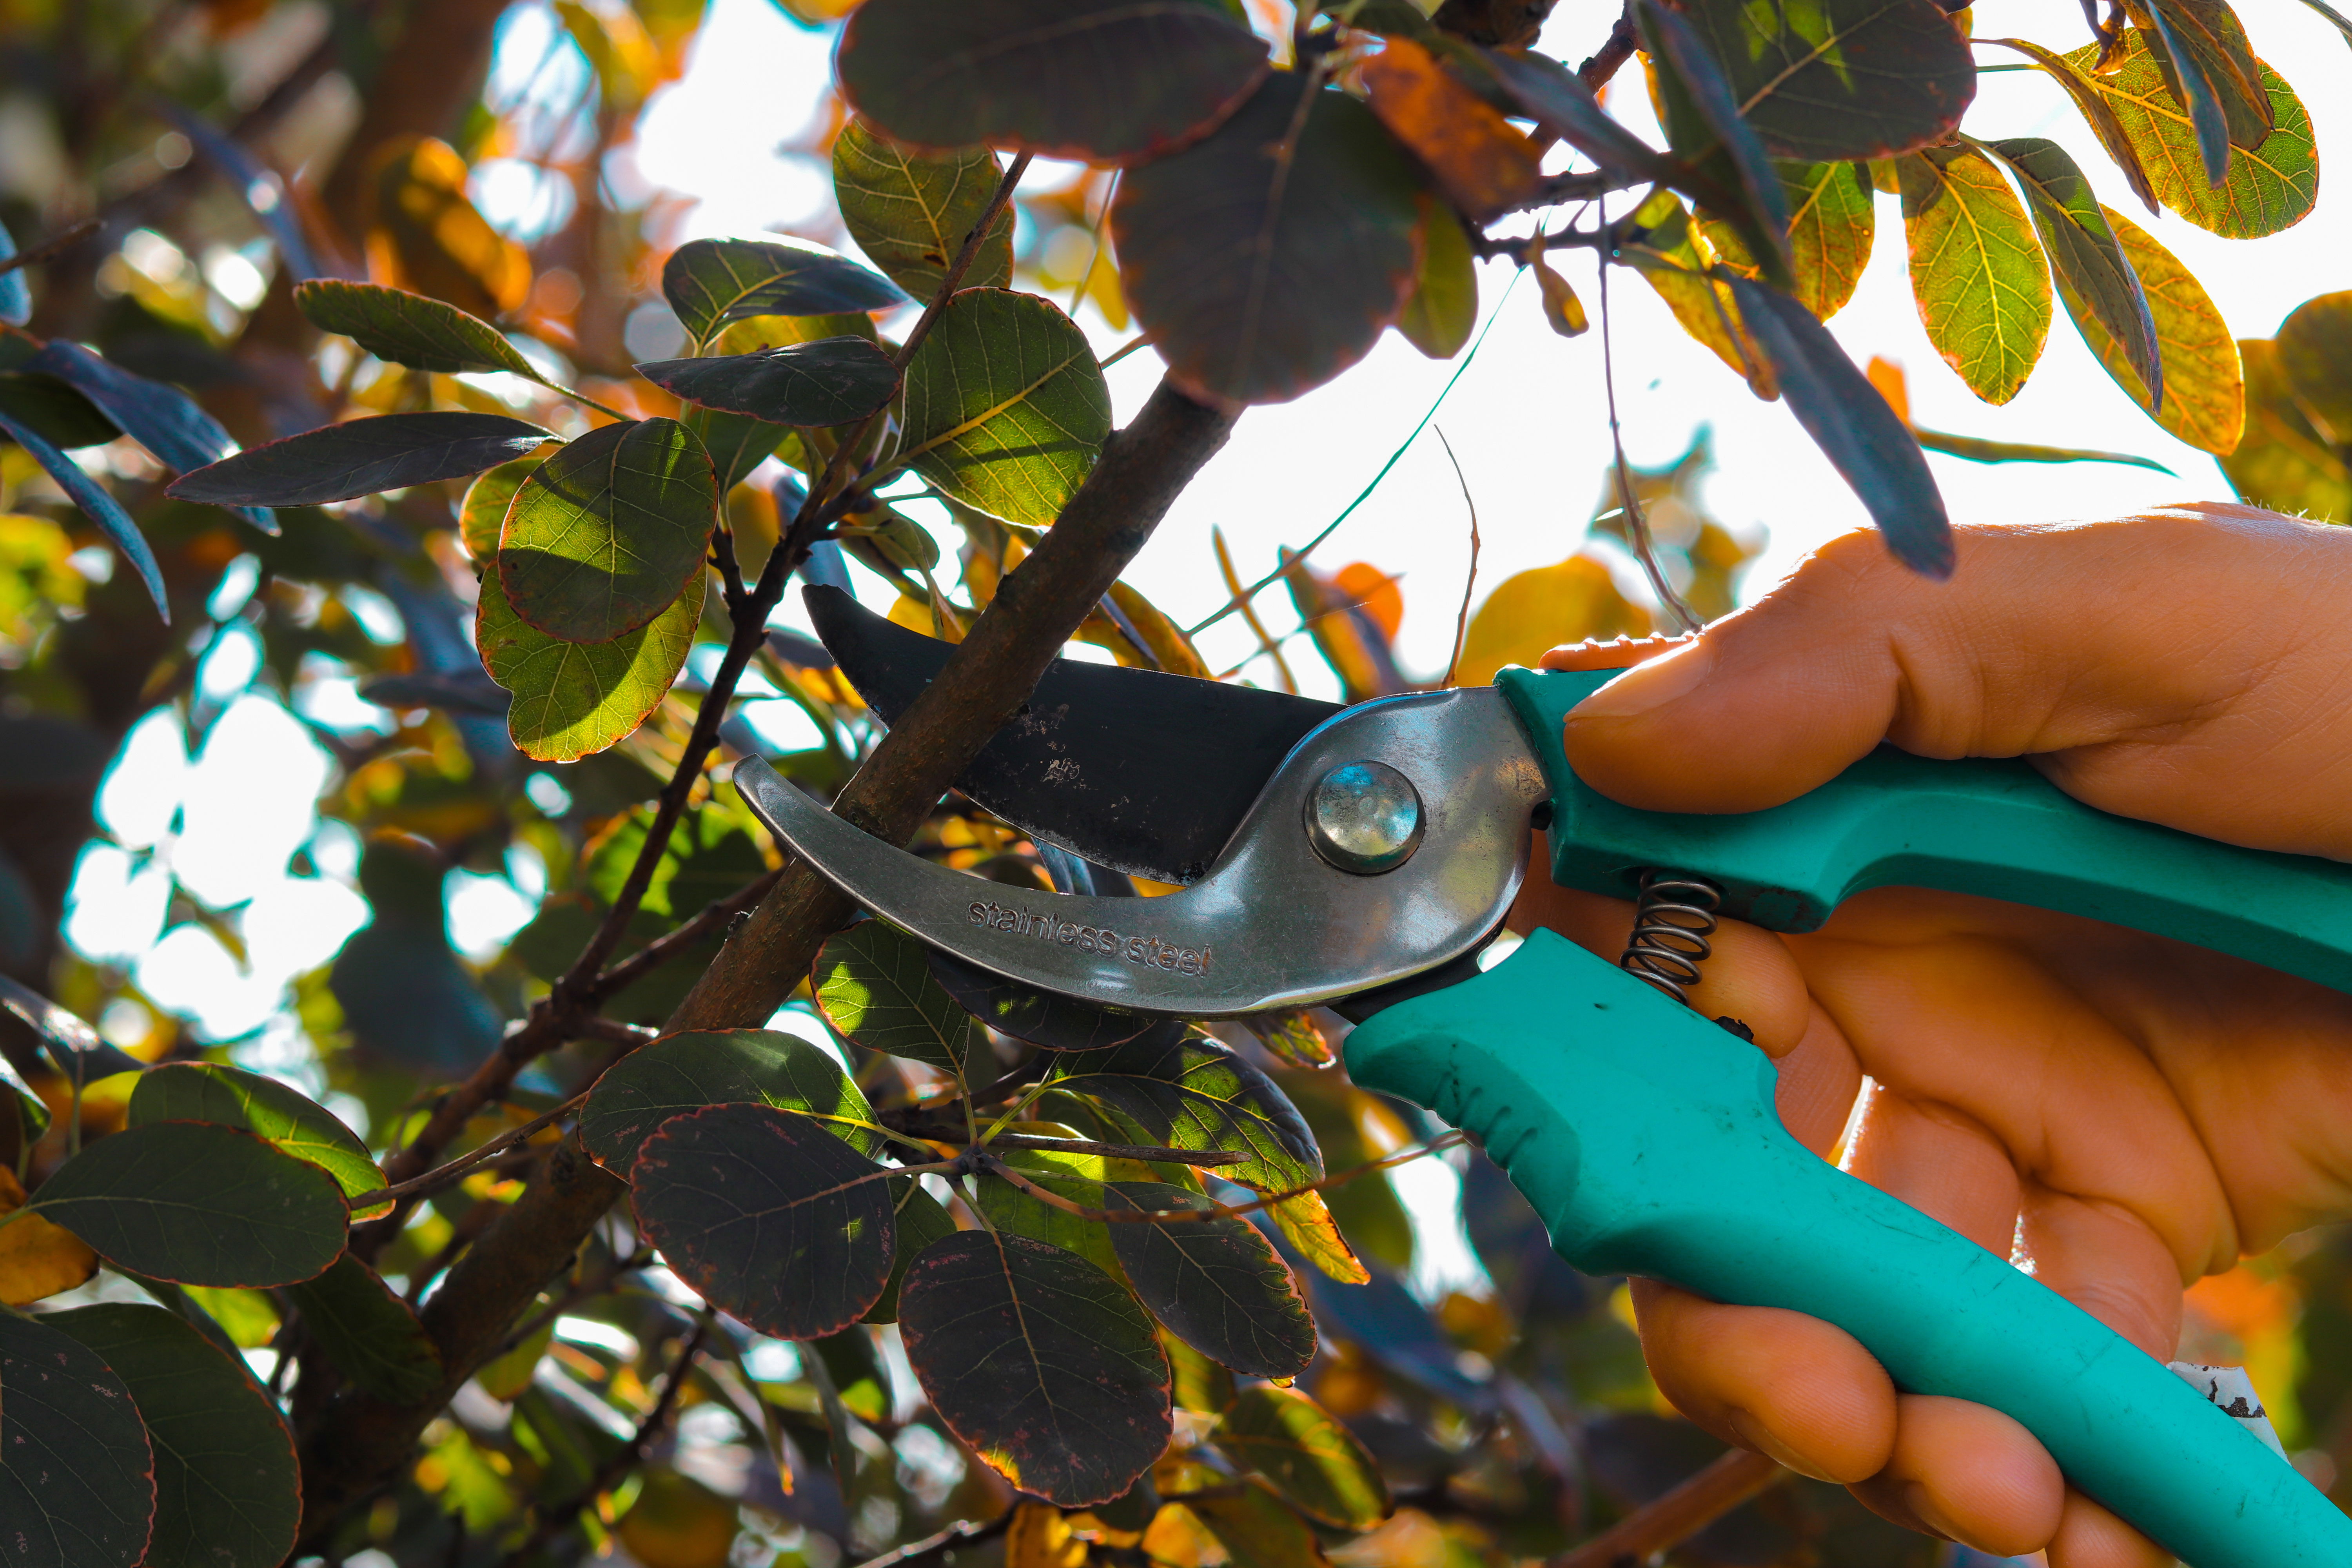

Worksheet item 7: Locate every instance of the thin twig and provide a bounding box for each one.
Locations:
[1436,426,1481,687]
[0,220,100,278]
[1552,1449,1786,1568]
[1211,526,1299,693]
[348,1091,589,1211]
[984,1132,1246,1167]
[590,867,784,1003]
[849,1509,1015,1568]
[1596,227,1702,633]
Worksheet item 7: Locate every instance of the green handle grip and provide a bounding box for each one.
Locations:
[1497,666,2352,986]
[1345,929,2352,1567]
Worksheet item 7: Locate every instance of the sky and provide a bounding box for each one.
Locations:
[59,0,2352,1293]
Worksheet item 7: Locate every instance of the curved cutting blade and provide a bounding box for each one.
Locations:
[806,585,1343,884]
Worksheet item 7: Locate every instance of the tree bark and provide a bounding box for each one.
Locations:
[294,375,1238,1537]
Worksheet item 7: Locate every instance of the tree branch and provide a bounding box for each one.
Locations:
[1579,6,1639,91]
[1552,1449,1786,1568]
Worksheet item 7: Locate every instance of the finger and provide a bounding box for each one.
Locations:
[1773,1003,1863,1155]
[2016,1183,2185,1361]
[1843,1088,2021,1259]
[1537,633,1691,672]
[1558,508,2352,857]
[2048,1490,2176,1568]
[1847,1394,2064,1558]
[1629,1280,1896,1484]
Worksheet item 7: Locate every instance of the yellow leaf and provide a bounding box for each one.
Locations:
[1620,191,1776,399]
[1866,355,1913,424]
[1008,1503,1090,1568]
[2074,204,2243,455]
[1141,1502,1221,1568]
[1268,1190,1370,1285]
[1455,556,1650,687]
[1532,256,1588,338]
[1363,38,1543,220]
[367,137,531,319]
[0,1167,96,1306]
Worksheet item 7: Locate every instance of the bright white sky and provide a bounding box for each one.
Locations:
[64,0,2352,1285]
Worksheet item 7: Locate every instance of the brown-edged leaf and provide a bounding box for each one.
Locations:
[1104,1181,1316,1378]
[496,416,716,644]
[1217,1384,1390,1530]
[580,1027,887,1172]
[1674,0,1975,162]
[167,412,551,508]
[0,1312,154,1566]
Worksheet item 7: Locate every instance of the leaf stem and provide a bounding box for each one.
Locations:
[346,1091,589,1211]
[548,381,632,422]
[1436,426,1481,687]
[1597,233,1702,633]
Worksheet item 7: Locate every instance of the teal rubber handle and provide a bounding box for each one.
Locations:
[1497,666,2352,987]
[1345,929,2352,1566]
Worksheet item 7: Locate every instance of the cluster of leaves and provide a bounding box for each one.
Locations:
[2225,288,2352,522]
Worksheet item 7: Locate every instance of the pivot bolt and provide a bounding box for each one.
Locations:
[1305,760,1425,875]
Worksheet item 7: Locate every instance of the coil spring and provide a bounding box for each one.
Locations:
[1620,869,1723,1005]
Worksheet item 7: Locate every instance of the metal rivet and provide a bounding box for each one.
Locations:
[1305,760,1425,875]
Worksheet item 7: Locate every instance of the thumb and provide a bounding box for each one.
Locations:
[1553,508,2352,853]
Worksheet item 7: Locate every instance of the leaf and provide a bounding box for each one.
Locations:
[2058,33,2317,238]
[1671,0,1974,162]
[24,341,271,531]
[975,1156,1125,1278]
[458,447,548,559]
[630,1102,897,1339]
[838,0,1271,164]
[832,116,1015,299]
[1187,1483,1330,1568]
[892,288,1111,527]
[1701,160,1877,321]
[899,1229,1172,1506]
[1895,147,2051,405]
[168,411,552,507]
[1396,193,1477,359]
[1533,256,1588,337]
[813,919,975,1074]
[1102,1181,1315,1377]
[0,1312,154,1567]
[865,1177,958,1323]
[1457,555,1650,687]
[1218,1383,1390,1530]
[32,1122,349,1287]
[0,220,28,325]
[2221,339,2348,521]
[0,370,120,449]
[1724,276,1953,576]
[1477,46,1673,187]
[1044,1033,1319,1191]
[1362,38,1543,220]
[282,1253,443,1403]
[1978,38,2161,216]
[1635,0,1794,288]
[294,279,543,378]
[2143,0,2272,168]
[47,1303,298,1568]
[926,946,1187,1053]
[476,1315,554,1401]
[687,405,791,497]
[0,407,169,619]
[581,1027,887,1172]
[0,973,147,1083]
[1114,76,1424,406]
[477,567,699,761]
[661,238,906,348]
[636,337,899,427]
[495,416,716,643]
[1619,191,1778,397]
[127,1063,389,1220]
[0,1166,96,1305]
[369,136,530,319]
[2295,0,2352,49]
[1006,1503,1090,1568]
[1975,136,2162,418]
[2277,290,2352,446]
[1908,425,2170,471]
[2069,204,2241,454]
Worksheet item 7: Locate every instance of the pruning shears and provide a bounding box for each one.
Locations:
[737,585,2352,1568]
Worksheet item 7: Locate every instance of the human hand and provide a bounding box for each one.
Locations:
[1510,505,2352,1566]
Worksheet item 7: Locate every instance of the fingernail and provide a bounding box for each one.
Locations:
[1726,1412,1835,1483]
[1568,639,1715,722]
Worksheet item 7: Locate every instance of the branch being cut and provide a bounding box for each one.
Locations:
[1552,1448,1786,1568]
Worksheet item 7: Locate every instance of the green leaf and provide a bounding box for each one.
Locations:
[0,406,169,620]
[581,1028,886,1172]
[2058,32,2317,238]
[1114,76,1424,405]
[833,116,1015,299]
[2143,0,2272,170]
[630,1102,898,1339]
[282,1253,443,1403]
[974,1156,1124,1277]
[685,406,790,496]
[495,416,717,643]
[1673,0,1973,162]
[2071,204,2243,455]
[1635,0,1794,289]
[2220,338,2348,521]
[1620,191,1777,397]
[477,568,698,761]
[0,1312,155,1565]
[167,411,552,508]
[293,279,544,378]
[1396,194,1477,359]
[1724,276,1953,576]
[636,337,899,427]
[1910,427,2174,472]
[1976,38,2160,216]
[926,946,1187,1054]
[661,238,906,348]
[458,447,549,559]
[1186,1482,1329,1568]
[864,1176,957,1324]
[898,1229,1171,1506]
[48,1304,298,1568]
[1044,1033,1319,1191]
[0,973,145,1083]
[585,798,767,923]
[127,1062,388,1220]
[1102,1181,1315,1378]
[1895,147,2050,406]
[0,370,121,448]
[891,287,1109,528]
[1218,1383,1390,1530]
[32,1122,348,1287]
[813,920,974,1073]
[838,0,1271,164]
[1700,160,1876,321]
[1979,137,2162,412]
[2277,291,2352,446]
